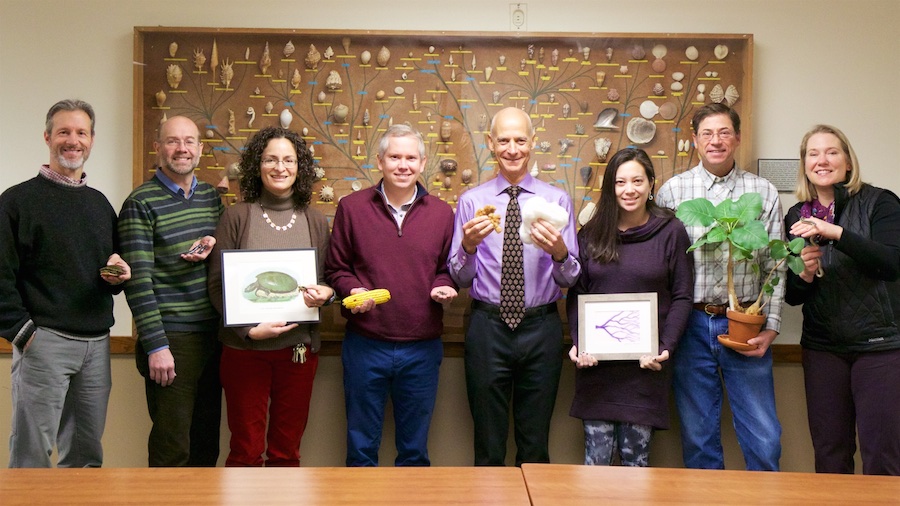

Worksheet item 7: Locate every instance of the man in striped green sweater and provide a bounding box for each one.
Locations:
[119,116,224,466]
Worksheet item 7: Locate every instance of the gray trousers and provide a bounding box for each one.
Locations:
[8,327,111,468]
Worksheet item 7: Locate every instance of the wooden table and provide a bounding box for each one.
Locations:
[521,464,900,505]
[0,466,530,505]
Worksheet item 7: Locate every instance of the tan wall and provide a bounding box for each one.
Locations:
[1,0,896,470]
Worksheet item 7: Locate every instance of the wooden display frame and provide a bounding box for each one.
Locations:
[132,27,754,349]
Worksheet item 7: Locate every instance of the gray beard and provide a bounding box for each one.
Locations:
[57,154,84,170]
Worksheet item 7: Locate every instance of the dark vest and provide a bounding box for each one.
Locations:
[797,184,900,353]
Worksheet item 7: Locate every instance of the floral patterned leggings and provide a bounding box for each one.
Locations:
[583,420,653,466]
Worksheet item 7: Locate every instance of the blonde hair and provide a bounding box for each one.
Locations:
[795,124,862,201]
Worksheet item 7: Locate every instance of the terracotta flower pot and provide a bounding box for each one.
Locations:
[725,309,765,344]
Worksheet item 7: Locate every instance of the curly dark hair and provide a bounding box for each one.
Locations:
[238,126,315,207]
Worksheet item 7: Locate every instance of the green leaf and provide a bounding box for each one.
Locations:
[769,240,789,260]
[787,255,806,275]
[734,193,763,224]
[731,220,769,251]
[788,237,806,254]
[676,198,717,226]
[706,226,727,244]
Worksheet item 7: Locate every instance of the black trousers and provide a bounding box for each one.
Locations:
[464,301,563,466]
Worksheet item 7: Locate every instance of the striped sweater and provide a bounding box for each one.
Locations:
[118,175,223,353]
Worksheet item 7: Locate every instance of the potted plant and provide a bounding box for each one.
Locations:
[675,193,805,347]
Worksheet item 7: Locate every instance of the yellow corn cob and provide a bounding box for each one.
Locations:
[341,289,391,309]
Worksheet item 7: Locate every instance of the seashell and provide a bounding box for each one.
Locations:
[155,90,166,108]
[324,46,334,60]
[220,58,234,88]
[394,86,404,95]
[651,44,667,59]
[685,46,699,61]
[651,58,666,73]
[192,48,206,72]
[314,167,325,180]
[714,44,729,60]
[538,47,544,64]
[363,109,370,126]
[226,162,241,179]
[575,124,585,135]
[549,93,556,103]
[595,70,606,87]
[619,65,628,74]
[168,42,178,57]
[443,177,452,190]
[594,137,612,161]
[449,54,454,66]
[709,84,725,104]
[711,71,718,78]
[302,127,309,136]
[538,141,551,153]
[413,94,418,111]
[471,54,477,71]
[607,88,620,101]
[440,120,452,142]
[351,180,362,191]
[210,39,219,77]
[246,107,256,128]
[265,101,274,114]
[580,100,589,113]
[206,128,215,139]
[562,103,571,118]
[485,66,493,81]
[227,109,236,135]
[245,47,251,60]
[652,83,664,95]
[279,109,293,129]
[499,55,506,66]
[319,185,334,202]
[360,50,371,65]
[696,92,705,102]
[606,47,613,62]
[531,161,539,177]
[706,71,713,77]
[724,85,740,106]
[580,166,592,186]
[166,64,183,89]
[582,47,591,60]
[657,150,665,156]
[375,90,386,100]
[254,86,261,95]
[479,114,488,131]
[317,91,327,103]
[461,168,473,184]
[260,42,272,74]
[160,113,168,125]
[551,48,559,66]
[291,68,302,89]
[519,59,526,71]
[325,70,342,91]
[678,139,686,152]
[305,44,321,70]
[284,40,295,58]
[639,100,659,119]
[658,101,678,120]
[626,117,657,144]
[578,202,597,226]
[670,81,684,92]
[376,46,391,67]
[401,71,408,80]
[672,71,685,82]
[333,104,349,123]
[593,107,620,129]
[527,45,535,60]
[631,45,646,60]
[428,45,435,54]
[451,68,457,82]
[439,159,458,174]
[342,37,351,54]
[697,83,706,93]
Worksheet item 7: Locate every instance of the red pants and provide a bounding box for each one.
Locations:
[220,345,318,467]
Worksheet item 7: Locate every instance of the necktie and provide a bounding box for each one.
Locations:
[500,185,525,330]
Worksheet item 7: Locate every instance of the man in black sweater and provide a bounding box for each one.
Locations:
[0,99,131,467]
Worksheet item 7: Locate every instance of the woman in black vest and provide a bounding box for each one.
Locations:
[785,124,900,475]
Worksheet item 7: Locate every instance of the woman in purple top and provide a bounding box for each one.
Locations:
[566,148,693,466]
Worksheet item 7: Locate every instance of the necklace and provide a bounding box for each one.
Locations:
[260,203,296,231]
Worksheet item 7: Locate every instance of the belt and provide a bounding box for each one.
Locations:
[472,299,558,319]
[693,302,729,316]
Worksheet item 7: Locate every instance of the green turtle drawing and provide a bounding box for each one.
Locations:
[243,271,301,302]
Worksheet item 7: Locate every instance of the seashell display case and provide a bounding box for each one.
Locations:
[135,28,752,343]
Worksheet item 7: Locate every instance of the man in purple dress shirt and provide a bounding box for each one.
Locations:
[449,107,581,465]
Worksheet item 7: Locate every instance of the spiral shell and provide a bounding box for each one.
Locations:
[220,59,234,88]
[324,46,334,60]
[461,168,473,184]
[305,44,321,70]
[291,68,302,89]
[283,40,295,58]
[168,42,178,58]
[440,121,452,142]
[260,42,272,74]
[333,104,349,123]
[342,37,351,54]
[155,90,166,108]
[325,70,342,91]
[595,70,606,88]
[360,50,371,65]
[319,185,335,202]
[376,46,391,67]
[265,101,274,114]
[166,64,183,89]
[192,48,206,71]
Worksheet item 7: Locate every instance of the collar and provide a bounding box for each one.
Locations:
[155,168,197,197]
[39,164,87,188]
[698,162,741,191]
[489,172,536,197]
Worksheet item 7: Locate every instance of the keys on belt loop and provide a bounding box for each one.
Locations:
[292,343,307,364]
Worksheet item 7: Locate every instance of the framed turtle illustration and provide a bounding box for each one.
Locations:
[221,248,319,325]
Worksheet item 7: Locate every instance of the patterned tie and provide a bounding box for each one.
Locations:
[500,185,525,330]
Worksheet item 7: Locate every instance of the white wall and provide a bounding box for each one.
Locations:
[0,0,896,469]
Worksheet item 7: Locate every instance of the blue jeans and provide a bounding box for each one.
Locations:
[342,331,443,467]
[672,310,781,470]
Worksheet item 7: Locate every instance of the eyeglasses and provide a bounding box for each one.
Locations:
[164,138,199,148]
[697,130,735,142]
[261,158,298,168]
